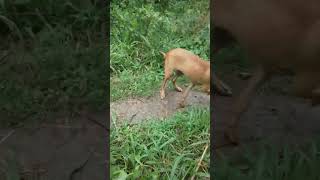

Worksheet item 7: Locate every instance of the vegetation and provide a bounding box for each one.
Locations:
[3,0,319,179]
[214,139,320,180]
[0,0,106,127]
[110,0,211,178]
[111,108,210,179]
[110,0,210,101]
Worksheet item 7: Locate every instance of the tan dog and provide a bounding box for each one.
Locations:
[159,48,232,107]
[213,0,320,144]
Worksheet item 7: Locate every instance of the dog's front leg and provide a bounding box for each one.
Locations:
[212,72,232,96]
[160,78,170,99]
[225,65,269,145]
[172,70,183,92]
[202,84,210,94]
[178,83,195,108]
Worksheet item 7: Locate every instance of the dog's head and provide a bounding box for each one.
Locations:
[212,26,237,53]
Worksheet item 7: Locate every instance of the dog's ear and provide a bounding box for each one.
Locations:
[213,26,236,53]
[160,51,166,58]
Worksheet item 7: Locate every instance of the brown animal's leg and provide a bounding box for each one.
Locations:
[172,70,183,92]
[212,72,232,96]
[178,83,195,108]
[226,66,269,145]
[160,61,173,99]
[202,84,210,94]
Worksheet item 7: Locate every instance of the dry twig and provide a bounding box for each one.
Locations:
[191,143,209,180]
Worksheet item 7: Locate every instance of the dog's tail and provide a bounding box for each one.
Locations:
[160,51,166,58]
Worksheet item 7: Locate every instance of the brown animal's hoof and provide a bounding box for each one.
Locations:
[224,127,239,145]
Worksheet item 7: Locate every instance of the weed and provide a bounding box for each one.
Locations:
[0,0,106,126]
[111,107,210,179]
[110,0,210,100]
[213,140,320,180]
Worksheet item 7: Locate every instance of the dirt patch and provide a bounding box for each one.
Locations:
[213,70,320,149]
[111,89,210,124]
[0,111,108,180]
[109,68,320,149]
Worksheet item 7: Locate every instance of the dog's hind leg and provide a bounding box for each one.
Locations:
[178,83,195,108]
[172,70,183,92]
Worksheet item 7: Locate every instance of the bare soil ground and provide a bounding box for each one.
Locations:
[111,89,210,125]
[0,111,108,180]
[213,69,320,153]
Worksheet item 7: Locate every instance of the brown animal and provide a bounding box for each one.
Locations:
[160,48,232,107]
[212,0,320,144]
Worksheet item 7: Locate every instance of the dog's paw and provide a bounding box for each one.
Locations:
[175,86,183,92]
[178,102,185,108]
[224,127,239,145]
[160,91,166,100]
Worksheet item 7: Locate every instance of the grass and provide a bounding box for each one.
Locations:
[110,105,320,180]
[110,0,210,101]
[108,1,320,180]
[214,139,320,180]
[110,107,210,179]
[0,30,106,127]
[110,2,211,179]
[111,69,162,101]
[0,0,106,127]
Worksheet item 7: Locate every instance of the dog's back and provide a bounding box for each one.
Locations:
[214,0,320,65]
[163,48,210,85]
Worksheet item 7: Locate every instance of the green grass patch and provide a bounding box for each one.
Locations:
[0,0,106,127]
[110,107,210,179]
[0,31,106,127]
[214,139,320,180]
[111,69,162,101]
